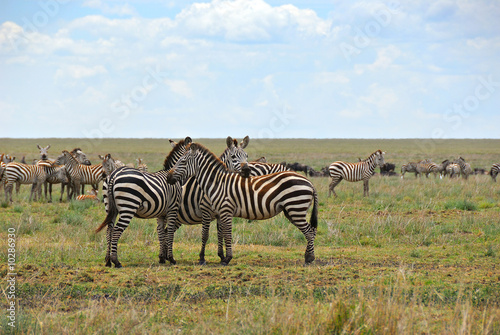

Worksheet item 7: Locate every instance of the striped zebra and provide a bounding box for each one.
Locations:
[172,136,250,265]
[76,189,99,202]
[166,142,318,266]
[3,162,49,202]
[453,157,472,180]
[55,151,104,198]
[435,159,451,178]
[328,150,385,197]
[416,160,439,178]
[446,163,461,178]
[95,137,193,268]
[240,161,289,178]
[401,162,418,179]
[489,163,500,182]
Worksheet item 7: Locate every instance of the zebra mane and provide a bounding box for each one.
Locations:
[189,142,228,171]
[163,137,191,170]
[62,150,79,165]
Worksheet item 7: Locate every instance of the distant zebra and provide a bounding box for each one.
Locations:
[38,161,68,202]
[489,163,500,182]
[328,150,385,197]
[400,162,418,179]
[172,136,250,265]
[55,151,104,198]
[3,162,48,202]
[166,142,318,266]
[454,157,472,180]
[446,163,461,178]
[136,158,148,172]
[94,138,192,268]
[435,160,452,178]
[416,160,439,178]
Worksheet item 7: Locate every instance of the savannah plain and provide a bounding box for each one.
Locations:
[1,137,499,334]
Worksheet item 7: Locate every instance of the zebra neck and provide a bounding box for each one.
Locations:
[195,158,230,199]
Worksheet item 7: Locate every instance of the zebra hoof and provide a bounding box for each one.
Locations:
[198,260,207,266]
[159,257,166,264]
[114,263,122,268]
[305,253,315,264]
[168,258,177,265]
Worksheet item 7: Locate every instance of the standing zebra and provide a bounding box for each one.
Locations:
[328,150,385,197]
[416,160,439,178]
[166,142,318,266]
[489,163,500,182]
[171,136,250,265]
[3,162,49,202]
[55,151,104,198]
[446,163,461,178]
[95,137,193,268]
[136,158,148,172]
[453,157,472,180]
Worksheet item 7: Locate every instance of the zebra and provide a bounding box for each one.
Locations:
[328,150,385,197]
[239,161,289,178]
[400,162,418,179]
[435,159,452,178]
[37,144,50,160]
[55,151,104,198]
[489,163,500,182]
[136,158,148,172]
[76,188,99,202]
[453,157,472,180]
[3,162,49,202]
[172,136,250,265]
[165,142,318,266]
[416,160,439,178]
[446,163,461,178]
[94,137,193,268]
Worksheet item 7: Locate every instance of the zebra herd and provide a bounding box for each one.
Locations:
[400,157,477,179]
[1,139,500,267]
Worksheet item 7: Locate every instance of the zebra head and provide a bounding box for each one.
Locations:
[166,143,200,185]
[99,153,118,177]
[71,148,91,165]
[221,136,249,172]
[374,150,385,167]
[37,144,50,160]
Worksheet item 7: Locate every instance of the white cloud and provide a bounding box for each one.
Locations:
[83,0,137,16]
[55,64,107,80]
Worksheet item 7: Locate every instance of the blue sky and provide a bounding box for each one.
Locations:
[1,0,499,139]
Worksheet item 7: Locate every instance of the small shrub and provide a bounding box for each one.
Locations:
[444,200,477,211]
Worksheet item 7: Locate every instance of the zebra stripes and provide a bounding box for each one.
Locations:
[3,162,48,202]
[416,160,439,178]
[446,163,461,178]
[328,150,385,197]
[490,163,500,182]
[166,142,318,266]
[55,151,104,198]
[171,136,249,265]
[95,137,192,268]
[240,161,289,178]
[454,157,472,179]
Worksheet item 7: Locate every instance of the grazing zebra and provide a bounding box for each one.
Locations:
[3,162,48,202]
[136,158,148,172]
[166,142,318,266]
[446,163,461,178]
[76,188,99,202]
[416,160,439,178]
[55,151,104,198]
[401,162,418,179]
[95,137,195,268]
[489,163,500,182]
[328,150,385,197]
[172,136,250,265]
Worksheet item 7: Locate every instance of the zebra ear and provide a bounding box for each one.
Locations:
[169,139,177,148]
[184,137,192,145]
[226,136,234,148]
[46,145,51,150]
[37,144,41,150]
[240,136,250,149]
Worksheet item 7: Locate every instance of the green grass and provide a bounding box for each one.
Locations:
[1,138,500,334]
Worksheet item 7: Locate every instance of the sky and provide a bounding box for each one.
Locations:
[1,0,499,139]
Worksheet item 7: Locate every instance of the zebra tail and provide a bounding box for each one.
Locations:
[95,178,117,233]
[310,189,319,229]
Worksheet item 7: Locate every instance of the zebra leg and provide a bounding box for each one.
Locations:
[156,217,167,264]
[199,211,213,265]
[15,181,20,195]
[109,214,134,268]
[219,215,234,266]
[283,209,316,264]
[29,183,36,201]
[165,219,182,265]
[328,178,342,197]
[5,182,13,202]
[363,180,369,197]
[216,217,226,263]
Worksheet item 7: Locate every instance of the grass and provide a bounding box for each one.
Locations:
[0,138,500,334]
